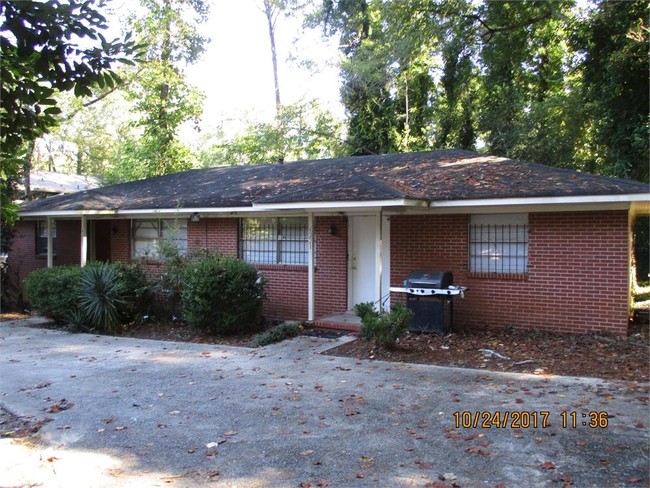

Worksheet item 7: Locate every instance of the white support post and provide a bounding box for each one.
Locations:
[46,217,53,268]
[307,213,315,321]
[80,215,88,267]
[375,211,383,310]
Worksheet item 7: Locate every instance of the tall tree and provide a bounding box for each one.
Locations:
[261,0,283,114]
[579,0,649,182]
[200,100,344,165]
[110,0,209,181]
[0,0,137,225]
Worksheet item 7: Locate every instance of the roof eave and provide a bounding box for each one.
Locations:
[251,198,428,211]
[18,199,429,219]
[427,193,650,214]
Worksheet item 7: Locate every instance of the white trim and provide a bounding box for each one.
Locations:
[18,194,648,220]
[429,193,649,209]
[80,215,87,267]
[46,217,53,268]
[252,198,427,211]
[307,213,315,321]
[375,211,382,309]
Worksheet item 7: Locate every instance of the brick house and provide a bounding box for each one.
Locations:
[9,150,649,335]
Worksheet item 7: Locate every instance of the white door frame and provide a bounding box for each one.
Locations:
[347,212,390,310]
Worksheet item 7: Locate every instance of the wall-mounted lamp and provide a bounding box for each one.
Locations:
[327,224,337,236]
[111,226,119,236]
[190,212,201,222]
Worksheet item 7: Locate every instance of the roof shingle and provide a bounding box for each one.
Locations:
[19,150,649,214]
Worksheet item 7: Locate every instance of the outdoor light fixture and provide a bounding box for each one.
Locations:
[328,224,337,235]
[190,212,200,222]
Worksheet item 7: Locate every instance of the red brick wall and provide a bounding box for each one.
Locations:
[7,220,82,306]
[188,218,238,256]
[314,216,348,318]
[257,265,308,320]
[110,220,131,262]
[390,211,630,335]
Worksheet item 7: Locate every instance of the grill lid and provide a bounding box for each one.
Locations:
[406,270,453,289]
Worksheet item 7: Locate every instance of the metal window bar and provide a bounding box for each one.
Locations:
[469,223,528,273]
[133,219,188,258]
[240,218,308,265]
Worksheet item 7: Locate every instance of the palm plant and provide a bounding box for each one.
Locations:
[78,263,126,334]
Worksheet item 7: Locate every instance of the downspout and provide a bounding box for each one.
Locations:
[80,215,88,267]
[308,212,315,321]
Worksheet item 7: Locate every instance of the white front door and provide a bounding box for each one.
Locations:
[349,215,377,309]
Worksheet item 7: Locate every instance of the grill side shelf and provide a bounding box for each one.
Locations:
[389,286,468,297]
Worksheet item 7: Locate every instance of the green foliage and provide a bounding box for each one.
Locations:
[253,322,301,347]
[110,262,152,322]
[355,302,413,348]
[315,0,648,183]
[24,263,150,331]
[579,0,649,182]
[78,263,126,334]
[353,301,376,321]
[180,255,265,335]
[24,266,83,323]
[206,100,345,165]
[0,0,138,224]
[105,0,209,182]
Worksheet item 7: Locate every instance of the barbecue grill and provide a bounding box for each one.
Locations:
[390,270,467,334]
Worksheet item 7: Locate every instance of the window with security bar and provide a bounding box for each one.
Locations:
[36,220,57,255]
[469,214,528,273]
[240,217,308,265]
[132,219,188,259]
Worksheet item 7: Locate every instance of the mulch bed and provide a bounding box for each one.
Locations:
[325,321,649,383]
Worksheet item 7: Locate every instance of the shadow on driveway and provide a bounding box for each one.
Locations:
[1,318,648,487]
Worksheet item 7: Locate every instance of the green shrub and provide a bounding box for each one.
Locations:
[24,266,83,323]
[253,322,301,346]
[24,262,151,332]
[356,302,413,348]
[180,255,265,335]
[78,263,127,334]
[110,262,151,322]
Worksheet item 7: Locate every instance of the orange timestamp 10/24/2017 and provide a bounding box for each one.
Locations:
[453,410,609,429]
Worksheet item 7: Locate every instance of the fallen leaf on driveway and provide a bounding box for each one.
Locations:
[465,447,489,456]
[47,399,73,413]
[539,461,555,470]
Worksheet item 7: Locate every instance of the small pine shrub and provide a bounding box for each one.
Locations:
[253,322,301,346]
[24,266,83,323]
[356,303,413,348]
[180,255,265,335]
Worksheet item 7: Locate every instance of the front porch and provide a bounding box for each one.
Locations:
[314,311,361,332]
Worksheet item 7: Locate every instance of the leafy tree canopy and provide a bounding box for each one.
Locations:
[0,0,138,225]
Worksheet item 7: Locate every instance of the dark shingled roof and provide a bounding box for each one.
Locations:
[19,150,649,213]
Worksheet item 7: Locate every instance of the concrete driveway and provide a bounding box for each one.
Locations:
[0,318,648,487]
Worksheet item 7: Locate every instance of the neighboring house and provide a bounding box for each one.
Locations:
[19,171,100,199]
[9,150,650,335]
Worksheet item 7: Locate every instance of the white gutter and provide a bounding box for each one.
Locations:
[252,198,428,210]
[429,193,650,208]
[18,193,649,219]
